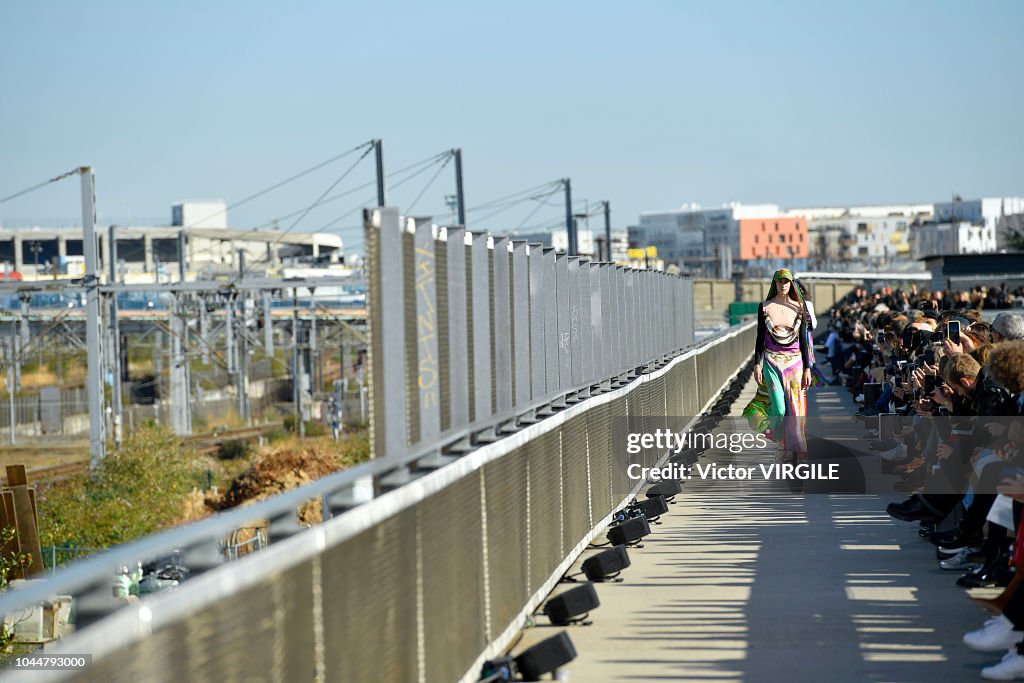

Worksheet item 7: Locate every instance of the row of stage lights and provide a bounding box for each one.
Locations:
[479,358,757,681]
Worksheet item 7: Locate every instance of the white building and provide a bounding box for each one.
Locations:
[783,204,932,221]
[784,204,932,267]
[932,197,1024,252]
[912,221,995,259]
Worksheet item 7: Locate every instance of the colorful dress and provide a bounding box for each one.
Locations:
[743,302,809,454]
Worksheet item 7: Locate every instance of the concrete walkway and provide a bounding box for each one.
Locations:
[546,375,998,682]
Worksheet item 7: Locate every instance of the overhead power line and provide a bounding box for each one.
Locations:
[0,168,81,205]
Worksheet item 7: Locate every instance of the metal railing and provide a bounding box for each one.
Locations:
[0,207,757,683]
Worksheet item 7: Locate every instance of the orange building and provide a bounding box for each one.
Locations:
[738,217,808,262]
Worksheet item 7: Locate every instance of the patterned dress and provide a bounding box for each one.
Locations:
[743,303,809,454]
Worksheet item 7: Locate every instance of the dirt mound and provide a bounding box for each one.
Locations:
[214,440,346,512]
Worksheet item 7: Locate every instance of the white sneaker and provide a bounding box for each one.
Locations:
[855,394,864,403]
[965,615,1024,652]
[982,650,1024,680]
[880,443,908,462]
[939,547,983,571]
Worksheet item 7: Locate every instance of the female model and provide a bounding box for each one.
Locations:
[743,269,811,459]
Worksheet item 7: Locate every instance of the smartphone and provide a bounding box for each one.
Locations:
[924,375,936,393]
[947,320,961,345]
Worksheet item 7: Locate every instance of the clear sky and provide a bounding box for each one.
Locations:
[1,0,1022,254]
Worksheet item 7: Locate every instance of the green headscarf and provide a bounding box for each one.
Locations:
[767,269,809,326]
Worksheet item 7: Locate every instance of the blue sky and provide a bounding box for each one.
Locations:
[1,0,1021,253]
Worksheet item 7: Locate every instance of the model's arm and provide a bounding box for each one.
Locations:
[754,303,766,365]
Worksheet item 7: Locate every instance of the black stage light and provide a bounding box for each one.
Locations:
[479,655,516,682]
[582,545,630,581]
[646,480,682,499]
[543,582,600,625]
[630,493,671,520]
[514,632,577,681]
[606,515,650,546]
[633,496,669,522]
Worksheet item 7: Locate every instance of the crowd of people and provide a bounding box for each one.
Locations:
[820,283,1024,680]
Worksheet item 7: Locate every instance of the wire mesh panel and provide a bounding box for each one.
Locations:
[420,475,487,683]
[607,395,632,496]
[322,510,420,682]
[483,450,530,638]
[79,561,317,683]
[559,414,591,554]
[585,400,613,522]
[527,430,564,597]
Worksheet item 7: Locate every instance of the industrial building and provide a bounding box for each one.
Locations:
[0,200,344,281]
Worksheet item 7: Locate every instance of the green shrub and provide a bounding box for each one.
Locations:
[37,425,201,550]
[264,428,288,444]
[303,421,327,437]
[282,416,327,437]
[217,440,251,460]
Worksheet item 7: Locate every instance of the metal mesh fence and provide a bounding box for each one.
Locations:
[31,208,756,683]
[48,320,753,683]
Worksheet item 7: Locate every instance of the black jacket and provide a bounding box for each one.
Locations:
[974,365,1016,417]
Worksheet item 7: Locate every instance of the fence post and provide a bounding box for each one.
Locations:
[511,241,530,409]
[413,219,440,444]
[470,233,493,423]
[445,228,470,431]
[492,237,512,415]
[365,207,408,460]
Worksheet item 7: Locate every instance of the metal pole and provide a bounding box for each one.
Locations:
[7,341,15,446]
[262,290,273,355]
[603,200,612,262]
[18,294,30,356]
[564,178,576,255]
[374,139,386,207]
[291,292,303,437]
[453,148,466,227]
[237,294,249,424]
[308,289,317,394]
[170,293,190,435]
[12,334,19,391]
[81,167,107,467]
[199,296,210,364]
[178,230,187,282]
[108,225,123,447]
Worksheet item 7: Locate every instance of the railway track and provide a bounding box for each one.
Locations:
[0,423,282,485]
